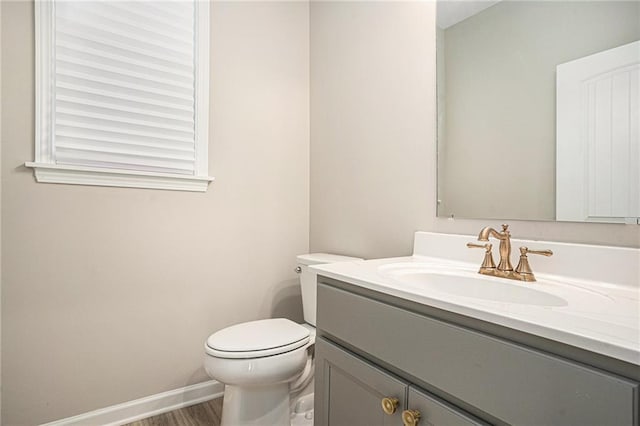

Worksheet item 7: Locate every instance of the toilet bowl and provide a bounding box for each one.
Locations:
[204,319,313,426]
[204,253,362,426]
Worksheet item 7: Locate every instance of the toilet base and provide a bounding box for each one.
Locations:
[221,384,291,426]
[291,392,314,426]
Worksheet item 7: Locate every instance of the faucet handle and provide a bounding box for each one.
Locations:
[515,247,553,280]
[467,242,496,270]
[522,247,553,257]
[467,242,490,250]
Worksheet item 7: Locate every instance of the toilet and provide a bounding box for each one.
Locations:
[204,253,361,426]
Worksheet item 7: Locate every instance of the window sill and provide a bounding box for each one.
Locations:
[25,163,214,192]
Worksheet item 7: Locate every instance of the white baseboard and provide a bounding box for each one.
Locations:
[41,380,224,426]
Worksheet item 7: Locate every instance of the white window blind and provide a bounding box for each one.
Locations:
[29,0,213,191]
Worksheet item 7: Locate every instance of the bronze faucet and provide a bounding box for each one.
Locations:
[467,224,552,282]
[478,224,513,271]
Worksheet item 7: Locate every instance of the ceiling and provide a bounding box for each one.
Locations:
[437,0,501,29]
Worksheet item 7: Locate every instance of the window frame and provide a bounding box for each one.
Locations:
[27,0,213,192]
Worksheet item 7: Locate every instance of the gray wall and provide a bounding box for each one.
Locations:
[439,1,640,221]
[310,1,435,259]
[309,1,639,260]
[0,2,3,420]
[1,2,309,424]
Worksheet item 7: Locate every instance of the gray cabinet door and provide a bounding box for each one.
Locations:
[406,386,488,426]
[315,337,407,426]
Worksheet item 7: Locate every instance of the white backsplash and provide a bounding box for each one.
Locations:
[413,231,640,289]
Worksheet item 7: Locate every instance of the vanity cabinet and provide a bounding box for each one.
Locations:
[315,279,639,426]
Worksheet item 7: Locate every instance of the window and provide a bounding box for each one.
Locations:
[27,0,213,192]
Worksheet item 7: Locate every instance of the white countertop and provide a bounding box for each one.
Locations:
[310,232,640,366]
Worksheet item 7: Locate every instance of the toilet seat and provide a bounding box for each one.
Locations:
[205,318,311,359]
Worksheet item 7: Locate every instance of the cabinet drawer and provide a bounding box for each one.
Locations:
[318,283,639,425]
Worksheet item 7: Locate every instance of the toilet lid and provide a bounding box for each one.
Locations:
[205,318,310,359]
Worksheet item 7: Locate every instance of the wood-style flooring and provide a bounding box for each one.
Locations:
[124,398,223,426]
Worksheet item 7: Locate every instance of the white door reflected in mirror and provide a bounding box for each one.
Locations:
[556,41,640,224]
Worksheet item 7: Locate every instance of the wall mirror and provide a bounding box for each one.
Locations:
[436,0,640,223]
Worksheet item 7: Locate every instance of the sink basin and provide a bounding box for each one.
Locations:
[379,264,569,307]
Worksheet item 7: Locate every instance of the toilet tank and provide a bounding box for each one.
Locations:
[296,253,362,326]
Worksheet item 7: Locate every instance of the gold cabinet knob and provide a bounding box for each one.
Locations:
[402,409,421,426]
[381,397,399,415]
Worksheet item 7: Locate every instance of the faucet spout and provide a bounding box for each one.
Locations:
[478,226,500,242]
[477,224,513,271]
